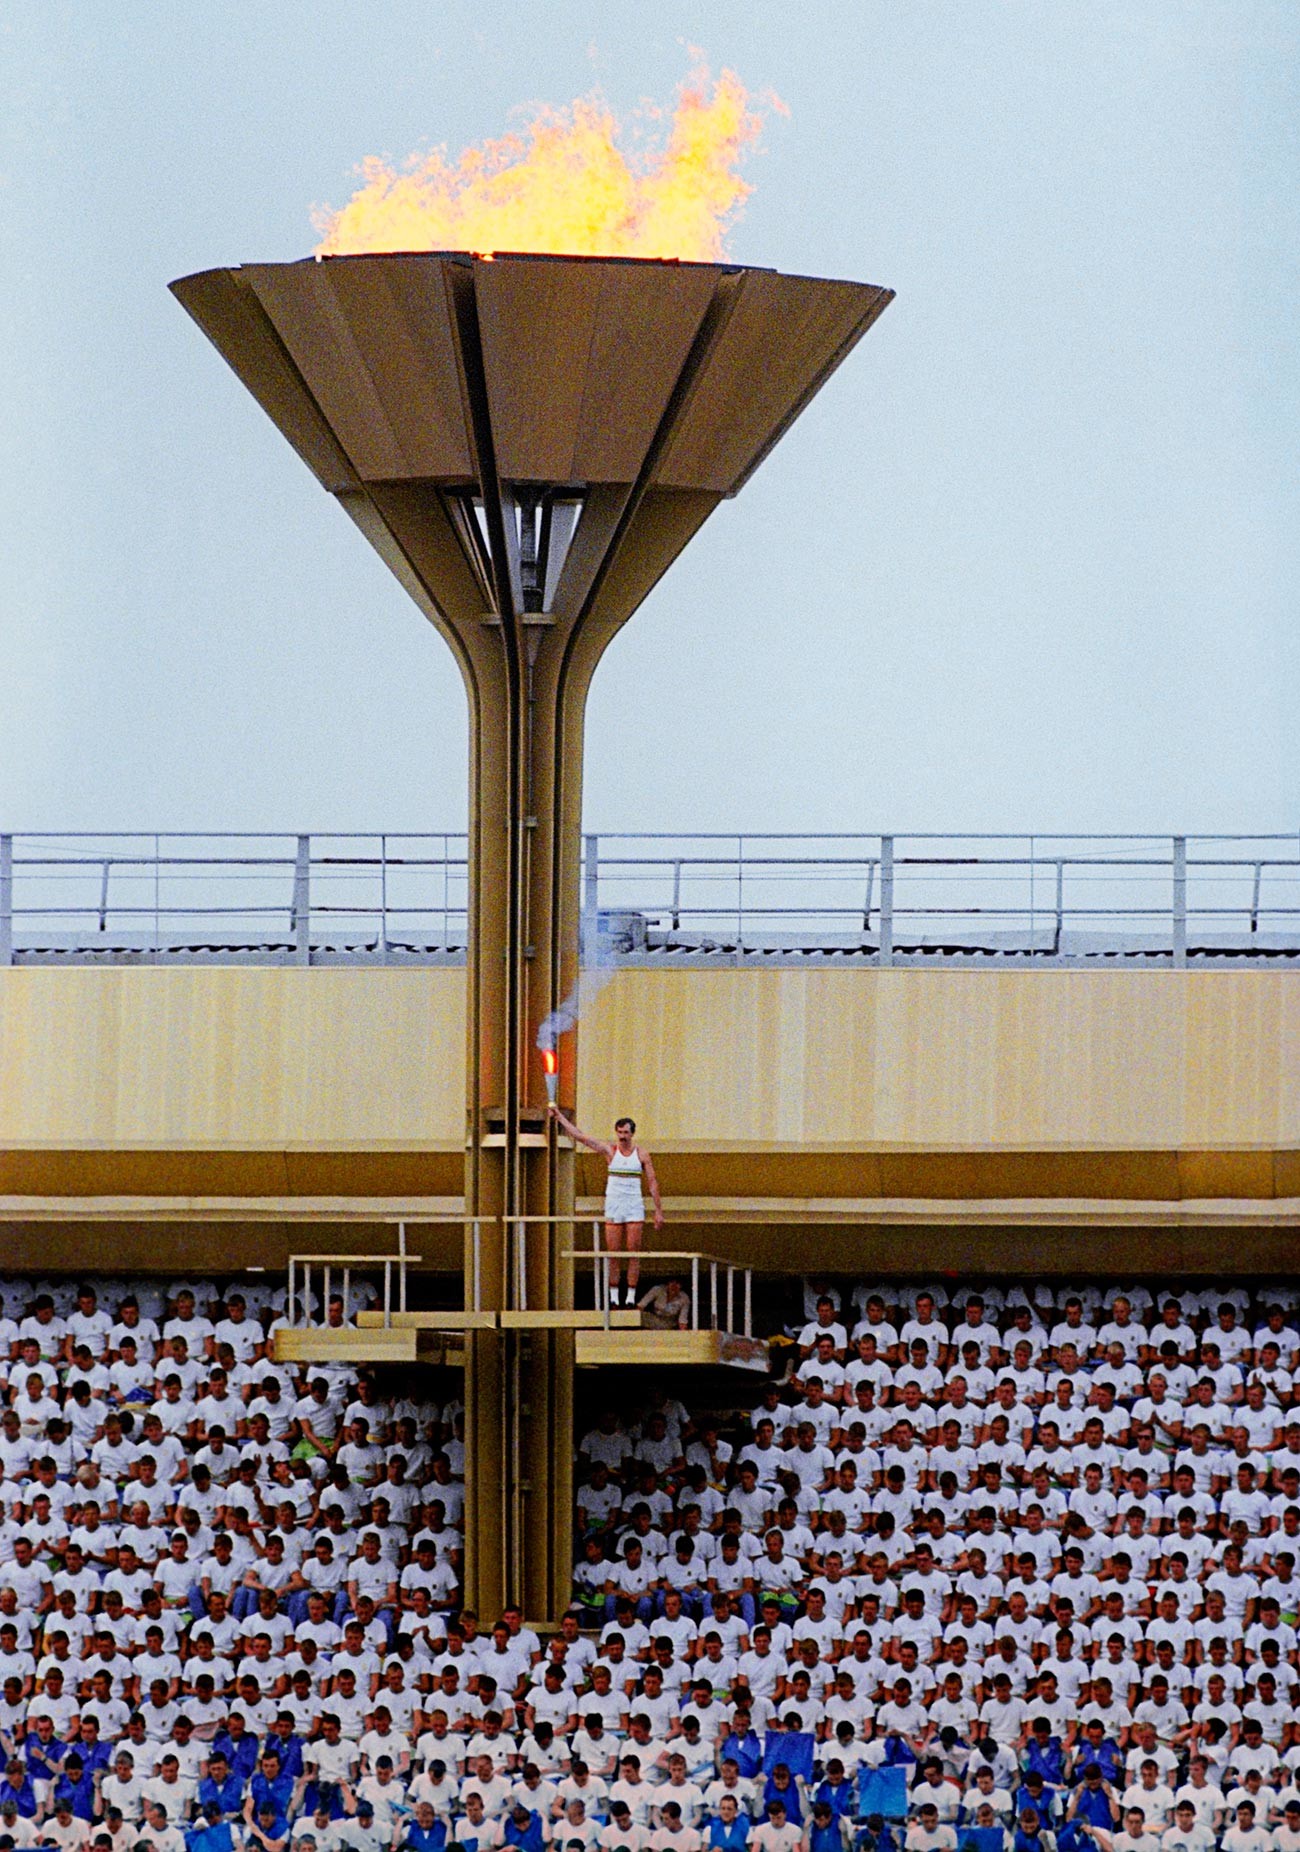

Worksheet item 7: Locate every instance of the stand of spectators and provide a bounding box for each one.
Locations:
[0,1276,461,1852]
[571,1279,1300,1852]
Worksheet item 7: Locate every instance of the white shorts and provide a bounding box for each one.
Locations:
[604,1185,646,1225]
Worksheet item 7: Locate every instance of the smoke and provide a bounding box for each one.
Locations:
[537,909,620,1052]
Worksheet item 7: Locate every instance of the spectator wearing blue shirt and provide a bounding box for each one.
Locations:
[399,1801,448,1852]
[815,1765,857,1823]
[249,1750,296,1823]
[500,1804,545,1852]
[243,1800,291,1852]
[762,1764,804,1827]
[708,1795,751,1852]
[21,1720,66,1790]
[71,1721,112,1783]
[261,1721,307,1784]
[1025,1725,1066,1792]
[211,1725,259,1785]
[1062,1767,1120,1852]
[0,1762,36,1818]
[197,1752,245,1823]
[1069,1731,1123,1789]
[807,1800,847,1852]
[1015,1776,1060,1827]
[52,1757,97,1823]
[186,1806,239,1852]
[717,1734,763,1781]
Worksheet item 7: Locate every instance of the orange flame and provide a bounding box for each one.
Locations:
[541,1048,558,1076]
[312,63,776,262]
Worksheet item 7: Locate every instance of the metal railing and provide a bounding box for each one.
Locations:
[286,1219,485,1328]
[507,1215,753,1332]
[560,1241,756,1335]
[283,1220,753,1337]
[1,831,1298,964]
[584,833,1300,965]
[0,832,469,963]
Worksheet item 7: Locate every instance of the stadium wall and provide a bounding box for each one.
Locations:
[0,966,1295,1269]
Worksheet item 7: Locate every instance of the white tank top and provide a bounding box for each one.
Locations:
[608,1148,644,1179]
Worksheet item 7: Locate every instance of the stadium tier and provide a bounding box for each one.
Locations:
[0,829,1296,1852]
[0,1274,1296,1852]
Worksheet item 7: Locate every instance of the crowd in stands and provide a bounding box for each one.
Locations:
[7,1270,1300,1852]
[572,1279,1300,1852]
[0,1275,463,1852]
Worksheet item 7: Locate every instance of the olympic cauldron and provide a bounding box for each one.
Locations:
[171,249,892,1613]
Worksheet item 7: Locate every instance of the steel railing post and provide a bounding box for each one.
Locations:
[383,1262,391,1328]
[398,1222,408,1312]
[0,836,11,966]
[585,834,600,919]
[879,836,895,966]
[593,1222,607,1325]
[744,1269,752,1337]
[710,1262,717,1330]
[1173,836,1187,968]
[293,835,311,966]
[1054,859,1065,958]
[691,1257,699,1331]
[342,1268,350,1326]
[726,1266,735,1333]
[288,1258,296,1328]
[736,835,744,951]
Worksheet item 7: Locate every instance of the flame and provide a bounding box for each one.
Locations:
[541,1048,558,1076]
[312,63,776,263]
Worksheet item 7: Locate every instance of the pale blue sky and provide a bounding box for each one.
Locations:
[1,1,1296,835]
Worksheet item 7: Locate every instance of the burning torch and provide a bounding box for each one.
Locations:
[541,1044,559,1108]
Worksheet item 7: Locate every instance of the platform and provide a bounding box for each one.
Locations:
[355,1311,499,1330]
[273,1309,494,1365]
[499,1309,642,1329]
[574,1328,770,1371]
[273,1325,420,1364]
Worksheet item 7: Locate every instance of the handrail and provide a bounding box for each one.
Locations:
[0,830,1296,965]
[281,1220,756,1337]
[555,1241,754,1336]
[286,1216,486,1327]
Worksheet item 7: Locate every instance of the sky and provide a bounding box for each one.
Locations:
[1,1,1297,838]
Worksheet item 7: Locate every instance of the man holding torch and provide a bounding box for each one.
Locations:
[547,1102,663,1305]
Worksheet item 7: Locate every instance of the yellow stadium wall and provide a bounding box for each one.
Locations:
[580,968,1300,1152]
[0,967,1296,1215]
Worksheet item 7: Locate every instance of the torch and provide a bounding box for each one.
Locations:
[541,1045,559,1108]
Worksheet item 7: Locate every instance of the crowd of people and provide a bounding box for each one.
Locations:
[572,1278,1300,1852]
[8,1270,1300,1852]
[0,1275,463,1852]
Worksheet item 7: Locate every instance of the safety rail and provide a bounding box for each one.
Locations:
[0,832,469,964]
[284,1220,753,1336]
[1,831,1298,965]
[286,1219,485,1328]
[535,1216,754,1333]
[584,832,1300,965]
